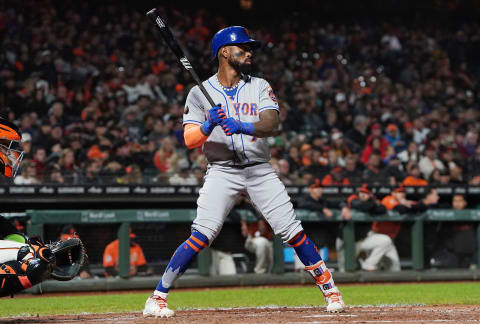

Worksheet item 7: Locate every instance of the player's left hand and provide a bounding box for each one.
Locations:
[201,105,227,135]
[220,117,254,136]
[48,238,87,281]
[207,105,226,125]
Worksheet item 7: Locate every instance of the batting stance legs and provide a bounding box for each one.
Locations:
[144,164,344,318]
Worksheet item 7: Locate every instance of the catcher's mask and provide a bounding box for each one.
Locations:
[0,117,24,178]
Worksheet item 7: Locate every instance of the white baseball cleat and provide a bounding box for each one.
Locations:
[143,295,175,318]
[324,287,345,313]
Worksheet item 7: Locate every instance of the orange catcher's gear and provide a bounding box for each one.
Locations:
[0,117,24,178]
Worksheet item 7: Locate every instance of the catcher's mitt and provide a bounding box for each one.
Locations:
[47,238,86,281]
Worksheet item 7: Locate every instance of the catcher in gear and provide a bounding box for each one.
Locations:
[0,117,86,297]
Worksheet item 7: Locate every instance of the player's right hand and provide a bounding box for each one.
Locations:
[207,105,226,125]
[201,105,226,135]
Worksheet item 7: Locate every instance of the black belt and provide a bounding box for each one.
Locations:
[229,162,266,169]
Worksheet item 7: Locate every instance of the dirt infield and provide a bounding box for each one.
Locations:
[3,305,480,324]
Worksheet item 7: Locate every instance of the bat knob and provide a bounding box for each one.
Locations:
[146,8,157,17]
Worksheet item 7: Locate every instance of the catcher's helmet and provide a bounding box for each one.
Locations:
[211,26,261,60]
[0,117,24,178]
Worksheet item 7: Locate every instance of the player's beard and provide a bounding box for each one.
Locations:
[228,56,252,74]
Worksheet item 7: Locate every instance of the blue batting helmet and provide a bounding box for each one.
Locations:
[211,26,261,60]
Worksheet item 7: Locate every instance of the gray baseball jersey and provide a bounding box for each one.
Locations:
[183,74,279,165]
[183,73,302,244]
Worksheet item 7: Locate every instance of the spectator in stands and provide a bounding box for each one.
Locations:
[464,131,478,158]
[398,142,420,164]
[58,225,93,279]
[384,124,406,153]
[153,137,181,175]
[116,164,144,185]
[77,160,102,184]
[466,146,480,181]
[14,160,40,185]
[345,115,368,151]
[169,159,198,185]
[103,227,151,277]
[439,146,459,172]
[336,184,386,272]
[419,146,445,181]
[45,164,64,184]
[19,132,33,160]
[361,137,388,165]
[412,118,430,146]
[383,155,405,186]
[431,168,451,185]
[402,163,428,186]
[275,158,295,185]
[362,151,385,185]
[31,147,47,179]
[241,218,274,274]
[343,155,363,183]
[330,131,350,161]
[287,146,303,174]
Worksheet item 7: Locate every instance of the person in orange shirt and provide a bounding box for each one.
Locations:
[103,228,150,277]
[402,163,428,186]
[321,167,351,186]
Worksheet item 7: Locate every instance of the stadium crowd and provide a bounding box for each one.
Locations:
[1,1,480,188]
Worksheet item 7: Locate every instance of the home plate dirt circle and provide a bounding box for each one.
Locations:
[4,305,480,324]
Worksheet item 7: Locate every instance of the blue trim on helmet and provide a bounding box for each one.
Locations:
[211,26,261,60]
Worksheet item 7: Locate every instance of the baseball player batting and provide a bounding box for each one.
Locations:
[143,26,345,318]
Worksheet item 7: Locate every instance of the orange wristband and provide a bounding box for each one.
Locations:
[184,123,208,149]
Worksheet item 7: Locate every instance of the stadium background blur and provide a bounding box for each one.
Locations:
[1,0,480,274]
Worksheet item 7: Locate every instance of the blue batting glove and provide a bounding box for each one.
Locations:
[220,118,254,136]
[200,120,215,135]
[200,105,226,135]
[208,105,226,125]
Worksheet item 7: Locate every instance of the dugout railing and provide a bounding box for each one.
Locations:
[26,209,480,277]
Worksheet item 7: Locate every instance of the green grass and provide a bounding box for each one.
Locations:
[0,282,479,317]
